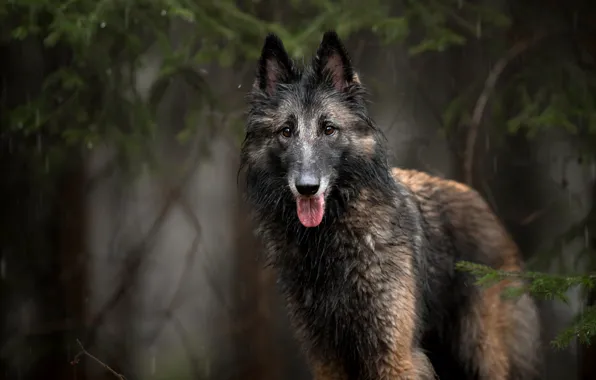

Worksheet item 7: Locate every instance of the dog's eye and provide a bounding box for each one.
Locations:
[324,125,336,136]
[280,127,292,138]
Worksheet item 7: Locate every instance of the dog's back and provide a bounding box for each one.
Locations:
[393,168,541,379]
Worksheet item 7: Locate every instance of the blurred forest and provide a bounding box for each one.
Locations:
[1,0,596,379]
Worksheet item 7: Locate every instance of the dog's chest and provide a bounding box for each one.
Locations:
[277,231,402,363]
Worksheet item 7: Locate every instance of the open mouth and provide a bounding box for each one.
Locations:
[296,194,325,228]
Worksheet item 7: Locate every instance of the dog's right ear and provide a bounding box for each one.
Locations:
[254,34,293,96]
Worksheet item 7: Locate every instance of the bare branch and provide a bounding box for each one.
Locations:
[71,339,126,380]
[519,206,550,226]
[172,315,204,380]
[177,195,235,313]
[83,186,181,347]
[145,234,200,347]
[84,163,200,348]
[463,32,547,185]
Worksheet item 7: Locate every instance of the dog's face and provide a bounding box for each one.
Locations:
[242,31,384,228]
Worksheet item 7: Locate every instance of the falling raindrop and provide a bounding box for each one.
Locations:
[493,157,498,173]
[237,84,242,89]
[87,141,93,150]
[591,161,595,180]
[100,21,106,28]
[476,20,482,38]
[37,134,42,153]
[199,68,208,75]
[151,354,156,374]
[160,9,167,16]
[106,68,112,75]
[1,256,6,280]
[585,226,589,248]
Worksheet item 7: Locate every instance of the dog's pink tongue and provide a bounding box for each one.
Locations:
[296,195,325,228]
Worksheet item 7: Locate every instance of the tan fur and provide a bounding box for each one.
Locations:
[357,135,377,156]
[313,190,434,379]
[392,168,540,380]
[287,169,537,379]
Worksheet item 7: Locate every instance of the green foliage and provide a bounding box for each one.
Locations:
[456,261,596,303]
[457,260,596,348]
[439,1,596,352]
[3,0,505,172]
[404,0,509,54]
[552,305,596,348]
[4,1,591,166]
[503,62,596,140]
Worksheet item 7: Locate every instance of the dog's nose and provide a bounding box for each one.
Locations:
[295,175,320,196]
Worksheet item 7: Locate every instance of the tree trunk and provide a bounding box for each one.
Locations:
[230,188,280,380]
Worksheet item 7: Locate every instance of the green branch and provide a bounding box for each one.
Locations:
[457,261,596,347]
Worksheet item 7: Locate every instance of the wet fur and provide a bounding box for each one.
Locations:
[240,31,541,380]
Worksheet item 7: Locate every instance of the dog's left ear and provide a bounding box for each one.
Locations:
[314,31,360,92]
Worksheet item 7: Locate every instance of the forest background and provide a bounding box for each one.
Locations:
[2,0,596,379]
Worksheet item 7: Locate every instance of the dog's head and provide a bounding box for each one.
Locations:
[241,31,388,228]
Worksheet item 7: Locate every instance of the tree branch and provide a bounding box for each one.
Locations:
[71,339,126,380]
[464,31,547,185]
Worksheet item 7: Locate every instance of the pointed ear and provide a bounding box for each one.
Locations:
[314,31,360,92]
[254,33,294,96]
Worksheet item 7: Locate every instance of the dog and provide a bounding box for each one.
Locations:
[239,30,541,380]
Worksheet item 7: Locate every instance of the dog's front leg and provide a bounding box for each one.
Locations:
[379,349,436,380]
[310,350,435,380]
[375,264,436,379]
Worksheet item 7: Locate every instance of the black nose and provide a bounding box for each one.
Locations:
[295,177,320,196]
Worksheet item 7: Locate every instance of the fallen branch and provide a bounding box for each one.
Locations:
[71,339,126,380]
